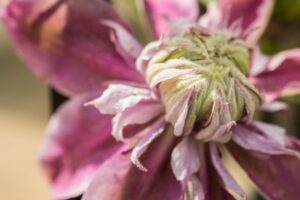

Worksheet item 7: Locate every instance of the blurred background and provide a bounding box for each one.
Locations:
[0,0,300,200]
[0,17,51,199]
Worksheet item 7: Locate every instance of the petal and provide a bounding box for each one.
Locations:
[131,118,165,171]
[251,49,300,102]
[88,83,151,115]
[82,129,183,200]
[2,0,142,97]
[112,100,163,141]
[171,137,200,181]
[232,123,299,157]
[143,0,199,37]
[39,92,122,199]
[249,49,270,76]
[228,137,300,200]
[259,101,288,113]
[186,175,205,200]
[165,88,194,136]
[200,0,273,44]
[101,20,143,67]
[209,143,247,199]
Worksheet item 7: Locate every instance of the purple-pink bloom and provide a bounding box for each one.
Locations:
[2,0,300,199]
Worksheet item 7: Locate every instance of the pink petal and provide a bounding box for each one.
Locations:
[2,0,142,97]
[200,0,273,44]
[82,130,183,200]
[171,137,200,181]
[225,0,273,43]
[101,20,143,67]
[251,49,300,102]
[39,92,122,199]
[228,137,300,200]
[249,49,270,76]
[143,0,199,37]
[232,123,299,157]
[209,143,247,199]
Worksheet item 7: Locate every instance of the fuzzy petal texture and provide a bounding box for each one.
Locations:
[228,137,300,200]
[82,128,183,200]
[39,92,122,199]
[251,49,300,102]
[2,0,142,97]
[143,0,199,37]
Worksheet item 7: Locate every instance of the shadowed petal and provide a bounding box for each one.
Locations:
[2,0,142,97]
[82,128,183,200]
[143,0,199,37]
[228,137,300,200]
[39,92,122,199]
[251,49,300,102]
[209,143,247,199]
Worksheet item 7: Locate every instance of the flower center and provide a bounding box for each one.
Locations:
[146,29,263,142]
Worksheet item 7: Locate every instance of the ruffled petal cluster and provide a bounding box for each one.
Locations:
[2,0,300,200]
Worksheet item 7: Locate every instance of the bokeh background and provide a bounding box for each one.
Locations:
[0,0,300,199]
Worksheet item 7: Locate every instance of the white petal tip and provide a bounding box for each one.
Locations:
[130,155,148,172]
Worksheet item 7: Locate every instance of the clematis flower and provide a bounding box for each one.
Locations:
[3,0,300,199]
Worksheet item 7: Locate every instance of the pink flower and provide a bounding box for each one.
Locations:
[3,0,300,199]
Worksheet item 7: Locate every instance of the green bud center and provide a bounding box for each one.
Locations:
[146,29,263,142]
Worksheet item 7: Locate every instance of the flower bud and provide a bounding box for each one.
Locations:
[145,29,263,142]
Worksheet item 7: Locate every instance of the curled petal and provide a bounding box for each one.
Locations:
[3,0,142,96]
[171,137,200,182]
[82,129,183,200]
[251,49,300,102]
[112,100,163,141]
[209,143,247,200]
[228,137,300,200]
[165,88,194,136]
[143,0,199,37]
[39,92,122,199]
[131,118,165,171]
[136,39,163,75]
[87,83,151,115]
[232,123,299,157]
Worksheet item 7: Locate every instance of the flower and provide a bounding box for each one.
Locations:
[2,0,300,199]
